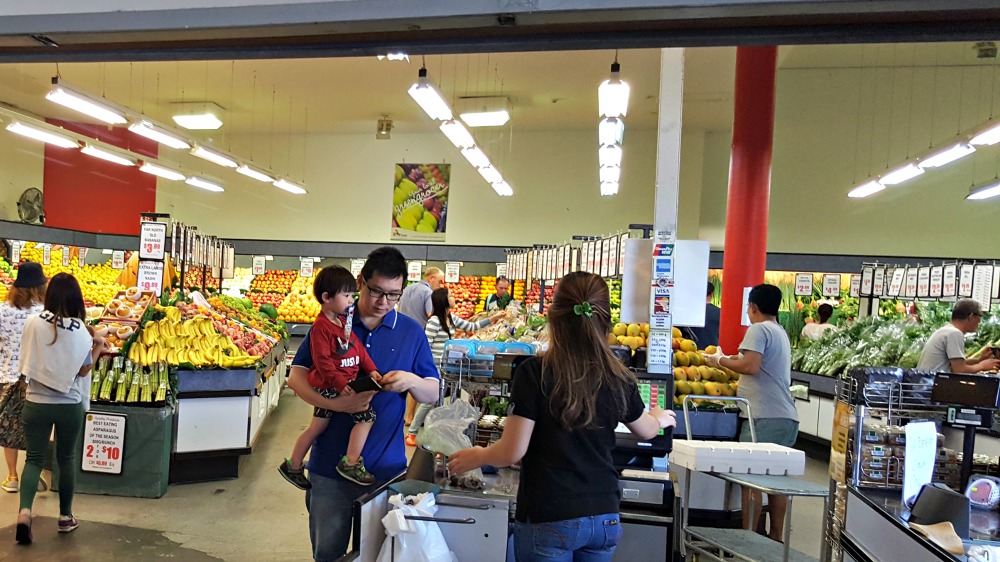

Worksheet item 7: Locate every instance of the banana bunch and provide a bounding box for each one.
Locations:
[131,314,260,368]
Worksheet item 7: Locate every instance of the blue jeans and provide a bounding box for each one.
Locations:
[513,513,623,562]
[305,471,364,561]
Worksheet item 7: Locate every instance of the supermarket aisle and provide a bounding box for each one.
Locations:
[0,387,317,561]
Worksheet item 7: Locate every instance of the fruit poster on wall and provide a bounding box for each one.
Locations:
[391,163,449,242]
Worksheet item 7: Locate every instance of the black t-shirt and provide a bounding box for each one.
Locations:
[509,356,645,523]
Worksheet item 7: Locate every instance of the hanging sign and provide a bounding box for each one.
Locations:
[959,264,975,297]
[849,275,861,298]
[972,265,993,311]
[390,163,449,242]
[794,273,813,296]
[930,266,943,298]
[917,267,931,299]
[78,247,88,268]
[81,412,126,474]
[993,266,1000,301]
[822,274,841,297]
[609,238,619,278]
[10,241,20,263]
[444,262,461,284]
[860,267,874,297]
[300,258,315,278]
[888,268,905,297]
[137,260,164,296]
[904,267,918,298]
[252,256,267,276]
[42,244,51,265]
[873,267,886,296]
[650,286,672,330]
[496,263,508,279]
[139,221,167,261]
[62,246,71,267]
[350,259,365,278]
[942,264,958,298]
[600,238,610,278]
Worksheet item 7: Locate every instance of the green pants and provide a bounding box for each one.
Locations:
[20,401,84,515]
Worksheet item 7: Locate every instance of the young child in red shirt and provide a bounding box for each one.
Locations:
[279,266,381,488]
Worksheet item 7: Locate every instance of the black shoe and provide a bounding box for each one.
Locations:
[15,521,31,545]
[278,459,312,490]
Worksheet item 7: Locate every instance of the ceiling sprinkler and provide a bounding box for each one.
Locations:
[376,115,393,140]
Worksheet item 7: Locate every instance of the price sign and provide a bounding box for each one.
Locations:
[917,267,930,298]
[943,265,958,298]
[959,264,974,297]
[888,268,905,297]
[137,260,164,296]
[10,241,20,263]
[78,247,88,268]
[301,258,316,278]
[904,268,918,298]
[139,221,167,261]
[850,274,861,298]
[794,273,813,296]
[445,262,461,283]
[873,267,886,296]
[972,265,993,310]
[252,256,267,276]
[82,412,126,474]
[42,244,51,265]
[993,266,1000,301]
[930,266,943,298]
[609,238,619,278]
[496,263,508,279]
[350,259,365,278]
[62,246,71,267]
[111,250,125,269]
[601,238,610,278]
[619,233,629,273]
[860,267,873,296]
[822,274,841,297]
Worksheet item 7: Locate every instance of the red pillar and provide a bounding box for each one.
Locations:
[719,46,778,353]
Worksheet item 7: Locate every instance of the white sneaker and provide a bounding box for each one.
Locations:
[1,476,18,493]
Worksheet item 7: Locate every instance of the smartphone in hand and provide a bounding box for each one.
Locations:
[348,376,382,393]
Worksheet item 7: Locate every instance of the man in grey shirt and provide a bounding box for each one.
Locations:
[706,283,797,542]
[396,267,444,329]
[917,298,1000,374]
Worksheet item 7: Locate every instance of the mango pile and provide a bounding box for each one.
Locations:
[671,328,740,406]
[609,322,650,350]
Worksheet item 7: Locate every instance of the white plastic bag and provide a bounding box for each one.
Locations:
[417,399,478,456]
[376,492,457,562]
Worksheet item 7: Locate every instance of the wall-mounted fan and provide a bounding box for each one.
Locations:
[17,188,44,225]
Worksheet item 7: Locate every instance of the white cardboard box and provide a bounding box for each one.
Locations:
[669,441,805,475]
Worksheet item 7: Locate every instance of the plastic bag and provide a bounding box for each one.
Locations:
[417,399,485,489]
[376,492,457,562]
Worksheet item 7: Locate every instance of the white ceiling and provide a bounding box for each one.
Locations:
[0,41,992,145]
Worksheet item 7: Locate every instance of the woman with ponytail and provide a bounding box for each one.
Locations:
[449,271,675,561]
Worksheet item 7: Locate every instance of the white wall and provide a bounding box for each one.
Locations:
[0,130,45,222]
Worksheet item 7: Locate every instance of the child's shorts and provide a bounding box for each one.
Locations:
[314,386,377,424]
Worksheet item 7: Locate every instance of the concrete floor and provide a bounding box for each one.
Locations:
[0,387,833,561]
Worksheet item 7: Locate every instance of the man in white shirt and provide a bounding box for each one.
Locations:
[396,267,444,329]
[917,299,1000,374]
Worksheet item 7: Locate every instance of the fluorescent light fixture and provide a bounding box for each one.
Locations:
[273,179,308,195]
[599,118,625,146]
[878,163,924,186]
[173,113,223,130]
[6,121,79,148]
[128,121,191,150]
[491,180,513,197]
[191,145,238,168]
[236,165,274,183]
[847,180,885,198]
[598,62,630,118]
[139,162,185,181]
[461,146,491,169]
[407,68,453,121]
[967,180,1000,200]
[600,182,619,196]
[599,166,621,184]
[185,177,225,192]
[46,87,127,125]
[460,110,510,128]
[970,122,1000,146]
[377,53,410,62]
[81,144,135,166]
[439,120,475,148]
[599,144,623,168]
[918,143,976,169]
[477,166,503,185]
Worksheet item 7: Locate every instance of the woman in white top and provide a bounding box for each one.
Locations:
[15,273,107,545]
[801,303,838,341]
[0,262,47,493]
[405,288,502,446]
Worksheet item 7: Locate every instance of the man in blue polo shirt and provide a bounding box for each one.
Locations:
[287,246,439,562]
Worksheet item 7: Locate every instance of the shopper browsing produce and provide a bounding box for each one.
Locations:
[15,273,109,545]
[285,247,439,562]
[484,276,513,311]
[800,303,838,340]
[0,263,47,495]
[916,298,1000,374]
[279,266,382,489]
[704,283,798,542]
[449,271,676,562]
[405,288,503,447]
[397,267,444,329]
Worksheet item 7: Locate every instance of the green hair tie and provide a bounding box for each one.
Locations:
[573,302,593,317]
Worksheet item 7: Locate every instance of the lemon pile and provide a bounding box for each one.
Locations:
[278,270,321,323]
[15,244,124,305]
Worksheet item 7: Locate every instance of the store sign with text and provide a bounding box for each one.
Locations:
[82,412,126,474]
[391,163,449,242]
